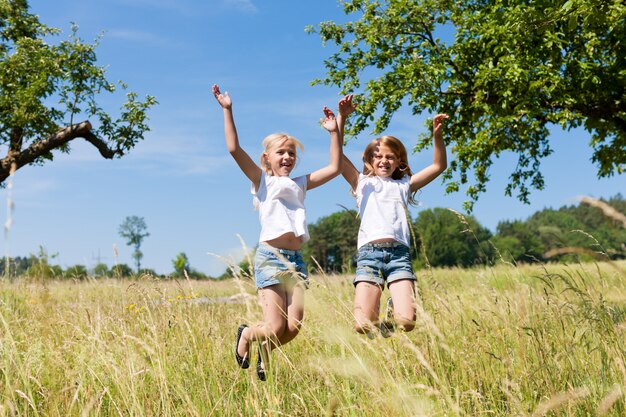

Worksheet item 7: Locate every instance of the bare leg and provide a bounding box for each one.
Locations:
[353,281,383,334]
[388,279,416,332]
[276,282,305,345]
[237,285,287,360]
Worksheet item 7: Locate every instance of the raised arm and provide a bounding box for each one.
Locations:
[409,113,449,192]
[212,84,261,188]
[337,94,359,191]
[307,107,342,190]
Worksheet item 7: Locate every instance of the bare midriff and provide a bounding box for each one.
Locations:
[369,237,397,244]
[262,232,303,251]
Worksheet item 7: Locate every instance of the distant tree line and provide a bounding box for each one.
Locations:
[5,195,624,280]
[302,194,626,273]
[0,247,214,281]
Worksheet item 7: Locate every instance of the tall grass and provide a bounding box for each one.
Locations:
[1,260,625,416]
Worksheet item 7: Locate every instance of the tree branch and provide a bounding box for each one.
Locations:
[0,120,121,184]
[81,129,119,158]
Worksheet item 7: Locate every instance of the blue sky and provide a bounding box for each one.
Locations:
[2,0,624,277]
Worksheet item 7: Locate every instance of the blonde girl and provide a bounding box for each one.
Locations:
[212,84,342,380]
[338,94,448,336]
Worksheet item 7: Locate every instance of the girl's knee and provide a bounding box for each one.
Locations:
[284,319,302,337]
[264,320,287,339]
[282,327,299,341]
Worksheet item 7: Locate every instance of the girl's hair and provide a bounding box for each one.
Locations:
[260,133,304,176]
[361,135,418,205]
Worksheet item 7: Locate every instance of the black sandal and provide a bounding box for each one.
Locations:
[235,324,250,369]
[256,345,267,381]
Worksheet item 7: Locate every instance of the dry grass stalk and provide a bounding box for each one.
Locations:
[596,384,623,416]
[531,386,590,417]
[544,246,608,259]
[579,196,626,228]
[3,163,16,278]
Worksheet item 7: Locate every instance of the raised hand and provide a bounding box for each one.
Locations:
[338,94,356,118]
[321,106,338,133]
[433,113,449,137]
[212,84,232,109]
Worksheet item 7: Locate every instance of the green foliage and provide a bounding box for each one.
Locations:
[0,255,31,278]
[413,208,493,268]
[24,246,62,281]
[110,263,133,278]
[219,248,254,280]
[303,209,359,273]
[491,219,545,263]
[0,0,156,183]
[92,262,109,277]
[170,252,211,279]
[172,252,190,277]
[64,264,87,280]
[309,0,626,209]
[118,215,149,273]
[493,194,626,263]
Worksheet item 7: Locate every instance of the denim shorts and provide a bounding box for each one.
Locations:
[254,243,309,289]
[354,242,415,287]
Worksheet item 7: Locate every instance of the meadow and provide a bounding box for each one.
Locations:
[1,260,625,416]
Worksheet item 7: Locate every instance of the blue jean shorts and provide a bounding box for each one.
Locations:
[254,243,309,289]
[354,242,415,287]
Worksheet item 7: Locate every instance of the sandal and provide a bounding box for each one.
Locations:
[235,324,250,369]
[256,345,267,381]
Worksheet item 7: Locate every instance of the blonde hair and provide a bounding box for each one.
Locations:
[260,133,304,175]
[361,135,418,205]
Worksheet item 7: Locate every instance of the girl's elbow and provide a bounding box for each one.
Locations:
[227,144,240,155]
[435,162,447,175]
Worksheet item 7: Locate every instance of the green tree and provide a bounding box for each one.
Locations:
[491,220,545,263]
[309,0,626,209]
[0,0,156,185]
[64,264,87,280]
[304,209,359,273]
[492,194,626,263]
[24,246,62,280]
[118,216,149,273]
[555,195,626,259]
[92,262,109,277]
[219,249,255,280]
[414,208,492,267]
[172,252,190,277]
[110,263,133,278]
[1,255,31,278]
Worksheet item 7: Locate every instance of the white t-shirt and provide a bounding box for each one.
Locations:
[252,172,309,243]
[355,173,411,248]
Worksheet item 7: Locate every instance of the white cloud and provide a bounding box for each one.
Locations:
[112,0,258,15]
[222,0,258,13]
[106,29,181,48]
[113,0,193,12]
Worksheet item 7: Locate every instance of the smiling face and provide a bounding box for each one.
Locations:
[264,139,297,177]
[371,144,400,178]
[362,136,411,179]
